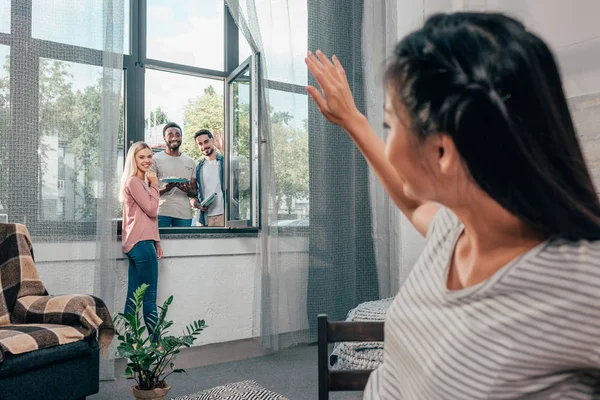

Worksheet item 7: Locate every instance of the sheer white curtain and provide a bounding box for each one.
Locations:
[95,0,124,380]
[226,0,311,350]
[362,0,401,298]
[362,0,427,297]
[0,0,124,380]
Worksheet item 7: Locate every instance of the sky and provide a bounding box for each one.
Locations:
[8,0,309,136]
[0,0,8,34]
[144,0,308,134]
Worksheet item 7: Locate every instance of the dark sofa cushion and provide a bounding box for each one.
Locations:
[0,338,99,400]
[0,338,97,379]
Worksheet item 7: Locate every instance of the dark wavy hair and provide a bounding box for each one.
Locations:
[194,129,214,140]
[385,12,600,240]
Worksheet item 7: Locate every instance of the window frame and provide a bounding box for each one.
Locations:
[0,0,128,238]
[0,0,260,238]
[1,0,312,238]
[261,80,310,236]
[224,55,260,228]
[126,0,259,235]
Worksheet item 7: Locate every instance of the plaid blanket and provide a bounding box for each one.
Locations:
[0,223,114,362]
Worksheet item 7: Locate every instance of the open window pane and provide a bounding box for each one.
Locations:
[147,0,224,71]
[227,64,252,224]
[32,0,128,53]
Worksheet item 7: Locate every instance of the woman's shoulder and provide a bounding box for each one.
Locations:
[125,175,145,190]
[426,206,461,240]
[544,237,600,268]
[526,237,600,299]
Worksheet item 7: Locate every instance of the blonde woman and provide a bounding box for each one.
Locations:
[119,141,162,338]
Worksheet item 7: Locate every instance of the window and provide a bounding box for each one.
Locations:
[32,0,129,53]
[2,1,258,235]
[126,1,260,232]
[255,0,307,85]
[227,64,252,224]
[0,0,126,235]
[146,0,224,71]
[144,69,224,157]
[242,0,310,230]
[267,89,309,225]
[0,0,9,34]
[38,59,104,222]
[239,34,253,63]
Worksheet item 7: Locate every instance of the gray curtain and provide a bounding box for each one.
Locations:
[306,0,379,335]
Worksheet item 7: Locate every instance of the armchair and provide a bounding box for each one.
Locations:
[0,223,114,400]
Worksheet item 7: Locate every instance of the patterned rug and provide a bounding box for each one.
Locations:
[171,380,288,400]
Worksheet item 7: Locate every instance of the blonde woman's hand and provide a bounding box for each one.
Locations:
[146,171,158,186]
[305,50,363,129]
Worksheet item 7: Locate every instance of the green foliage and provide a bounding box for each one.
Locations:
[146,107,169,129]
[0,55,310,221]
[271,118,309,216]
[113,284,207,391]
[0,58,125,221]
[182,84,309,217]
[182,86,224,162]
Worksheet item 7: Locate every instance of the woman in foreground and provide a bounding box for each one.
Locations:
[306,12,600,399]
[119,141,162,339]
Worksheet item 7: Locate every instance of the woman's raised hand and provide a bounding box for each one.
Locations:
[305,50,363,129]
[146,171,158,186]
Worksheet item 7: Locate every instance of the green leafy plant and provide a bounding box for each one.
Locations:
[113,284,207,390]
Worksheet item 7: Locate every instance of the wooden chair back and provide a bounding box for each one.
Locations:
[317,314,384,400]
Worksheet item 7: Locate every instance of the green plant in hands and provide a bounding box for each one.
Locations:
[113,284,207,390]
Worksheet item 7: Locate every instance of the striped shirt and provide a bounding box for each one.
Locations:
[364,207,600,399]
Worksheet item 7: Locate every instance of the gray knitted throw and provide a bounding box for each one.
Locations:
[330,298,392,371]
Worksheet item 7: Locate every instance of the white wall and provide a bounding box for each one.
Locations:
[34,236,309,347]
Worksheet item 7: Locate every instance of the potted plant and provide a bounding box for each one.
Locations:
[113,284,207,400]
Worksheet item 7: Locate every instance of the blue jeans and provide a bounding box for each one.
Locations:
[125,240,159,339]
[158,215,192,227]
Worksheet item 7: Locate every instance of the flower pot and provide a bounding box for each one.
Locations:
[131,383,171,400]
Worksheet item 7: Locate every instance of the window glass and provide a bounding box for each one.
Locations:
[254,0,307,85]
[239,33,253,63]
[144,68,224,159]
[38,58,108,222]
[32,0,128,53]
[0,0,9,34]
[228,67,251,222]
[147,0,224,70]
[267,89,309,225]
